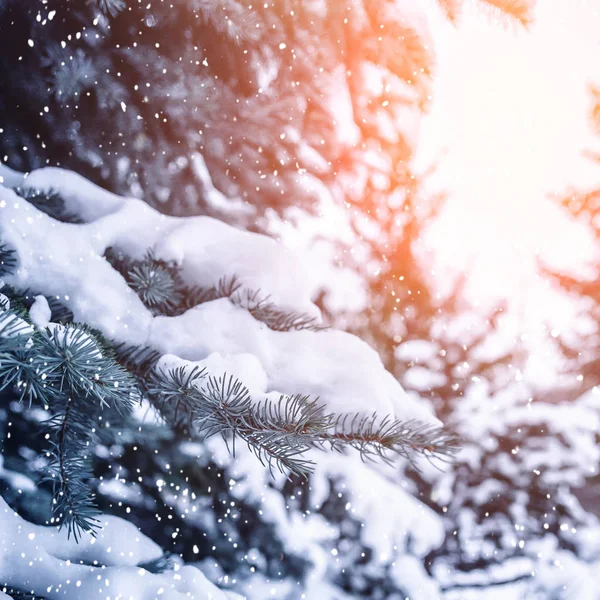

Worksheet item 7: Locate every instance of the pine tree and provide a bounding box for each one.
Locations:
[541,87,600,396]
[534,84,600,580]
[390,301,600,597]
[0,164,457,597]
[0,1,537,597]
[0,0,534,215]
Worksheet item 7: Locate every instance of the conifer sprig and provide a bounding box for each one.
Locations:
[127,260,180,313]
[14,187,80,223]
[0,309,141,539]
[0,221,458,540]
[149,368,460,477]
[91,0,126,17]
[44,397,102,541]
[112,249,327,332]
[321,415,460,466]
[0,243,17,277]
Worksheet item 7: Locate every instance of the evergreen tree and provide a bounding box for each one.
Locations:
[0,1,538,598]
[390,301,600,598]
[537,83,600,562]
[0,0,533,214]
[541,85,600,396]
[0,164,457,598]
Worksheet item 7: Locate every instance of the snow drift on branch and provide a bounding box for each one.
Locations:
[0,163,439,427]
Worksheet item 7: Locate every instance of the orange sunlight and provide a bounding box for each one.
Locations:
[416,0,600,307]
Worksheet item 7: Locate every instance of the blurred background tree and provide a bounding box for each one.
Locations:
[541,85,600,397]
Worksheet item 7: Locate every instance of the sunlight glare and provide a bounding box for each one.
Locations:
[416,0,600,302]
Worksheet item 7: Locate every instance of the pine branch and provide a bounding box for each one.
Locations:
[139,554,177,574]
[323,415,460,466]
[89,0,126,17]
[149,364,207,430]
[181,276,327,331]
[33,327,140,539]
[13,187,81,224]
[195,0,262,45]
[241,290,327,332]
[0,349,49,406]
[127,259,180,314]
[0,284,30,316]
[0,311,45,404]
[115,248,328,332]
[181,275,243,309]
[149,368,460,477]
[0,310,141,540]
[0,307,31,344]
[35,325,140,410]
[108,250,182,315]
[0,242,17,276]
[43,47,97,104]
[43,296,74,324]
[112,341,162,378]
[44,396,101,541]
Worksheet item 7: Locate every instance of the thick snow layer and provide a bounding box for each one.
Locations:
[153,302,436,422]
[0,166,439,426]
[312,452,445,558]
[390,555,441,599]
[0,495,241,599]
[23,166,125,222]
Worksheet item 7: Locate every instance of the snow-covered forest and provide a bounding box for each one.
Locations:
[1,0,599,598]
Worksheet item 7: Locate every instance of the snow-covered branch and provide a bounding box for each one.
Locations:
[0,163,445,429]
[0,163,457,544]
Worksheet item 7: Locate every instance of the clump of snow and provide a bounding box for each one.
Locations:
[403,365,448,392]
[28,295,51,329]
[152,300,437,423]
[395,339,439,362]
[322,66,361,148]
[23,166,125,222]
[0,495,241,599]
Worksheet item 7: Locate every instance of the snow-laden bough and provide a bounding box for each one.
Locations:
[0,163,439,426]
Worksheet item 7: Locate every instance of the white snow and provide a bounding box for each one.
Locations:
[395,339,439,362]
[0,495,241,599]
[322,66,361,148]
[0,166,439,426]
[0,163,25,189]
[28,295,51,329]
[22,166,125,222]
[403,365,448,391]
[197,435,446,599]
[190,153,253,216]
[0,164,444,598]
[152,300,437,422]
